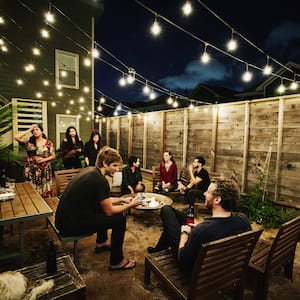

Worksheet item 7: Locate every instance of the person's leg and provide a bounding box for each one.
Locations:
[94,213,126,265]
[185,189,205,207]
[152,205,186,251]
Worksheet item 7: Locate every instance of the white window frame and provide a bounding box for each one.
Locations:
[56,114,80,149]
[55,49,79,89]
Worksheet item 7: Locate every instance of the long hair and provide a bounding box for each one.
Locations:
[65,126,80,145]
[89,130,101,148]
[28,124,47,146]
[162,151,175,163]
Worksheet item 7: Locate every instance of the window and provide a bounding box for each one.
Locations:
[55,49,79,89]
[56,114,80,149]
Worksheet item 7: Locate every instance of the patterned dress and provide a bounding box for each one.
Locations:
[24,139,54,197]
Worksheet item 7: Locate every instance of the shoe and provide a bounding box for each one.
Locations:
[94,245,111,253]
[147,246,161,254]
[109,259,136,271]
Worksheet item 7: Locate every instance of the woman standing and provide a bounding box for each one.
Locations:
[61,126,84,169]
[84,130,101,167]
[14,124,55,197]
[155,151,178,193]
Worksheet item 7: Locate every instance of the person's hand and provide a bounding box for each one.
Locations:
[35,157,44,164]
[29,124,37,131]
[122,196,133,204]
[128,196,143,208]
[181,225,192,234]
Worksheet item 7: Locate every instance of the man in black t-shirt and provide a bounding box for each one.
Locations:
[55,146,141,271]
[180,156,210,207]
[147,178,251,276]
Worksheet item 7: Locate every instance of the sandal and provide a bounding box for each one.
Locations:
[109,259,136,271]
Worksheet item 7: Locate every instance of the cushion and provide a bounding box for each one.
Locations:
[112,171,122,187]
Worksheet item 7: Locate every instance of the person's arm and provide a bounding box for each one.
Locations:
[36,140,56,164]
[84,142,90,166]
[178,224,192,249]
[61,141,76,160]
[100,196,141,216]
[187,167,201,188]
[14,124,35,143]
[170,163,178,187]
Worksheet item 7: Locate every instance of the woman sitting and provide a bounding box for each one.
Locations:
[154,151,178,194]
[121,156,145,194]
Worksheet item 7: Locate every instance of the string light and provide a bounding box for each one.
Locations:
[227,30,237,52]
[43,80,49,86]
[182,1,193,16]
[290,81,298,90]
[127,68,136,84]
[277,79,286,94]
[1,45,8,52]
[200,44,210,64]
[57,91,63,97]
[83,86,90,93]
[32,47,41,56]
[0,16,5,24]
[97,105,102,111]
[92,47,100,58]
[83,57,91,66]
[40,28,50,38]
[16,78,24,85]
[45,11,55,24]
[242,64,253,82]
[143,81,150,94]
[150,15,161,36]
[119,74,127,86]
[149,89,156,100]
[70,100,74,104]
[24,63,35,72]
[263,56,273,75]
[36,92,42,98]
[167,95,174,104]
[100,96,105,103]
[0,38,4,45]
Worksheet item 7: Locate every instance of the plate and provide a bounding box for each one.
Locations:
[135,197,164,210]
[0,188,16,201]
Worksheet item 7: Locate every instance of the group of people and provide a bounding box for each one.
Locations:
[14,124,102,198]
[15,124,251,275]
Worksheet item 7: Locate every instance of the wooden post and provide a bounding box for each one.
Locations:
[106,118,110,146]
[183,109,188,167]
[116,117,120,152]
[143,114,147,169]
[210,105,218,171]
[160,111,165,159]
[242,101,250,194]
[275,98,284,201]
[128,116,133,157]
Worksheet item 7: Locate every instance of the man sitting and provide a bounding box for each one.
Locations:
[147,178,251,276]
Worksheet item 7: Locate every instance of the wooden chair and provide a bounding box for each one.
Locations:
[145,229,263,300]
[193,171,224,217]
[54,168,82,197]
[248,216,300,300]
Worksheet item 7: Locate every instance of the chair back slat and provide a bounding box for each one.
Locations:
[54,168,82,197]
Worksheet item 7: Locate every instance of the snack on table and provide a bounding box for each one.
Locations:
[0,187,16,201]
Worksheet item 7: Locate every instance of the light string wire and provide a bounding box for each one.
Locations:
[195,0,299,78]
[134,0,300,84]
[4,1,134,116]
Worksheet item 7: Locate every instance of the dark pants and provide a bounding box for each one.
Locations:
[95,213,126,265]
[184,188,205,206]
[154,206,186,252]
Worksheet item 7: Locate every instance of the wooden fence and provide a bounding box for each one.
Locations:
[100,94,300,207]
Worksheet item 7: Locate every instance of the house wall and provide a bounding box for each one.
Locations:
[101,93,300,206]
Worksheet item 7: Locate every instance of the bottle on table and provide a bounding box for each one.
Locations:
[185,205,195,226]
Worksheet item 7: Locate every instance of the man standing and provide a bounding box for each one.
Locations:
[55,146,142,271]
[147,178,251,276]
[180,156,210,207]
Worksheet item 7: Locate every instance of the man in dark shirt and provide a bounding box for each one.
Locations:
[55,146,142,271]
[180,156,210,207]
[147,178,251,276]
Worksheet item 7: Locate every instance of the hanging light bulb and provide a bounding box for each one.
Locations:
[0,38,4,45]
[167,95,173,105]
[227,30,237,52]
[24,64,35,72]
[57,91,63,97]
[119,75,127,86]
[36,92,42,98]
[83,86,90,93]
[290,81,298,90]
[263,56,273,75]
[277,79,286,94]
[127,68,136,84]
[150,15,161,36]
[84,57,91,66]
[97,105,102,111]
[116,104,122,111]
[1,45,8,52]
[79,97,85,103]
[100,96,106,103]
[173,100,179,108]
[113,111,118,116]
[32,47,41,56]
[200,44,210,64]
[242,64,253,82]
[43,80,49,86]
[143,82,150,94]
[149,90,156,100]
[0,16,5,24]
[60,70,67,77]
[189,102,194,110]
[51,101,56,107]
[41,28,50,38]
[16,78,23,85]
[70,100,74,105]
[182,1,193,16]
[45,11,55,24]
[127,111,132,118]
[92,47,100,58]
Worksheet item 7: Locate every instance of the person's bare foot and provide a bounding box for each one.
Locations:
[109,258,136,271]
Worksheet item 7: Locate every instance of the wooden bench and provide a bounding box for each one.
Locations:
[248,216,300,300]
[46,168,91,267]
[17,255,86,299]
[144,229,262,300]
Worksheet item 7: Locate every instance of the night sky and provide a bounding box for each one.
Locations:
[94,0,300,104]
